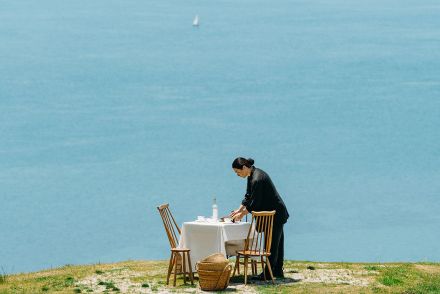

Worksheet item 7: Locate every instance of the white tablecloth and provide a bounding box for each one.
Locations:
[178,221,251,272]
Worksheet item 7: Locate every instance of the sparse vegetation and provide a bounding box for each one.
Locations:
[97,280,120,291]
[0,260,439,293]
[0,267,7,285]
[41,285,49,291]
[64,276,75,286]
[364,265,381,271]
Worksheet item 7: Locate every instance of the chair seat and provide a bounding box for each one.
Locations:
[171,248,190,252]
[237,250,271,256]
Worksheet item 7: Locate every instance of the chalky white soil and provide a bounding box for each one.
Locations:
[75,265,378,293]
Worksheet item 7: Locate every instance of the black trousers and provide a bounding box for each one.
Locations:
[265,222,284,275]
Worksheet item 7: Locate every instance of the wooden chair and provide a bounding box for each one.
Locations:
[226,241,259,276]
[157,203,194,286]
[226,212,257,276]
[232,211,276,285]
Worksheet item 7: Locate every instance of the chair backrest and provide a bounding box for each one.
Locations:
[244,211,276,255]
[157,203,181,249]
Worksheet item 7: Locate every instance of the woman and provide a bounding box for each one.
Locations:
[230,157,289,279]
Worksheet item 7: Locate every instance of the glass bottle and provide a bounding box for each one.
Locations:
[212,197,218,221]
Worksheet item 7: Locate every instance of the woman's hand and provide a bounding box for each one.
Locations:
[230,205,249,221]
[229,209,240,219]
[232,210,247,222]
[232,212,243,222]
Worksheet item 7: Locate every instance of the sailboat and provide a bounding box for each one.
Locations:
[193,15,199,27]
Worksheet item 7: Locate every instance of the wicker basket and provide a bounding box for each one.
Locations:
[196,253,232,291]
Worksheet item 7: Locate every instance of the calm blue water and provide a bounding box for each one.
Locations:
[1,0,440,274]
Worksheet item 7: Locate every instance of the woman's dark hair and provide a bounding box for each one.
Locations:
[232,157,255,169]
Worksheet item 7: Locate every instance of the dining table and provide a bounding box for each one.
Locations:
[178,220,252,272]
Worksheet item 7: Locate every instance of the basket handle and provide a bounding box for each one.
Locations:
[214,264,232,289]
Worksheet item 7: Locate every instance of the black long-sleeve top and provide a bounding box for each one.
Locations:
[241,166,290,224]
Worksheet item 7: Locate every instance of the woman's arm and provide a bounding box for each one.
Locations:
[236,207,249,221]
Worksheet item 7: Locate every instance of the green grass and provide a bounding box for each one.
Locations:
[0,267,7,285]
[372,264,440,294]
[97,280,120,291]
[404,274,440,294]
[364,265,381,271]
[64,276,75,287]
[379,264,412,286]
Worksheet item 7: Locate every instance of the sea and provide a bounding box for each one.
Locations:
[1,0,439,274]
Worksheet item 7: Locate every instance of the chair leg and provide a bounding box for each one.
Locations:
[186,252,194,285]
[237,256,240,275]
[232,255,238,277]
[244,256,249,285]
[166,251,174,285]
[173,253,178,286]
[265,256,275,284]
[261,256,266,281]
[182,252,187,284]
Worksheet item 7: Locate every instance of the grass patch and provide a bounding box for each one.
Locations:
[98,280,120,292]
[379,265,411,286]
[108,267,128,273]
[364,265,380,271]
[374,263,440,293]
[256,283,370,294]
[0,267,8,285]
[41,285,50,291]
[150,284,159,291]
[403,273,440,294]
[35,276,50,282]
[257,284,290,294]
[64,276,75,286]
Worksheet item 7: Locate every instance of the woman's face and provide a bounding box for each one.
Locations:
[233,167,248,178]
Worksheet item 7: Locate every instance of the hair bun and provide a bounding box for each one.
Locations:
[247,158,255,166]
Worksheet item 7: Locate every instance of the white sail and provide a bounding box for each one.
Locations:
[193,15,199,26]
